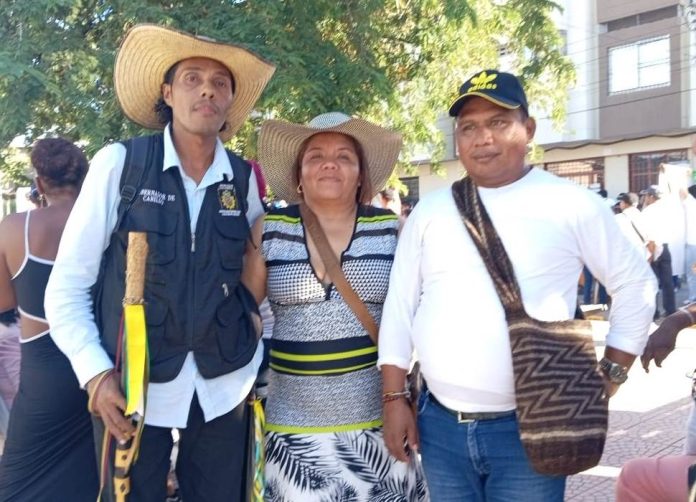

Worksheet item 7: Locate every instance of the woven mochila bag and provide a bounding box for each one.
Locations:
[451,176,608,476]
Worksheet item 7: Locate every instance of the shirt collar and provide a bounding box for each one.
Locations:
[162,124,233,187]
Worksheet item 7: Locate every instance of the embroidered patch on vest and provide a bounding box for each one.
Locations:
[218,183,241,216]
[139,188,175,205]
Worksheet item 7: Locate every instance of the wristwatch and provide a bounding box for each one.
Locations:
[598,357,629,384]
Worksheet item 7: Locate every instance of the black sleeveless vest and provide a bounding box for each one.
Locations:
[92,134,259,383]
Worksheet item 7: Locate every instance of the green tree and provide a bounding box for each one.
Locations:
[0,0,573,185]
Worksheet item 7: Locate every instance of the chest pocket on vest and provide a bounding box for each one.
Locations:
[121,209,178,281]
[214,213,249,271]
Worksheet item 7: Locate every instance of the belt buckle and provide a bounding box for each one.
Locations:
[457,412,475,424]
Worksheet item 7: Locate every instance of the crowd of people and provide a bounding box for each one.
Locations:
[0,22,693,502]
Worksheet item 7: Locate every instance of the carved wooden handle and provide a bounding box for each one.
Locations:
[124,232,148,305]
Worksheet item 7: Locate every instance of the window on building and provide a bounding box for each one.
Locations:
[629,149,688,192]
[609,36,670,94]
[399,176,419,202]
[605,6,677,32]
[544,158,605,188]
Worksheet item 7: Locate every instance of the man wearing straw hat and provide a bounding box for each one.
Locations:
[45,24,275,501]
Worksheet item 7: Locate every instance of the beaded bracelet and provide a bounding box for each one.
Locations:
[680,307,696,326]
[382,390,411,403]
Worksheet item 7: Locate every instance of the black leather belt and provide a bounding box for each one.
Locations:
[428,392,516,423]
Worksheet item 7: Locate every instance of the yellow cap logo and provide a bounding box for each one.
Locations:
[467,71,497,93]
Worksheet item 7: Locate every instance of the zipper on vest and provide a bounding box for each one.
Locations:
[172,171,196,347]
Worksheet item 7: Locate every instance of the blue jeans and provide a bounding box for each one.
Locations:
[582,266,607,305]
[417,390,566,502]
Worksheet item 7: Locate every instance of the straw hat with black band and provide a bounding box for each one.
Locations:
[258,112,402,203]
[114,23,276,142]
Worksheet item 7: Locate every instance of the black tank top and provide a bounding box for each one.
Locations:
[11,211,53,323]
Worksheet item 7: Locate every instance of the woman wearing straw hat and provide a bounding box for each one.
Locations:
[243,112,428,501]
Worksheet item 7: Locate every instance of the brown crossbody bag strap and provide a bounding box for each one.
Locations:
[299,203,379,344]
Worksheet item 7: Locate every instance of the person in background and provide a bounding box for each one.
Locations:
[683,187,696,305]
[0,137,97,500]
[641,185,677,319]
[615,302,696,501]
[243,112,428,501]
[0,309,20,430]
[614,192,650,261]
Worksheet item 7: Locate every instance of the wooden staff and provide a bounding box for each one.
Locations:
[114,232,149,502]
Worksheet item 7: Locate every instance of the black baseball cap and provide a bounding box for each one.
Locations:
[448,69,529,117]
[616,192,632,205]
[639,186,661,197]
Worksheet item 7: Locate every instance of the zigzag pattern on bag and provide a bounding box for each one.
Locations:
[510,320,607,424]
[508,318,608,461]
[508,317,608,474]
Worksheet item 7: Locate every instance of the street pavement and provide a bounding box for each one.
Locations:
[566,297,696,501]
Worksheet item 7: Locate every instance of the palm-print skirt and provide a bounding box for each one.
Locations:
[264,427,428,501]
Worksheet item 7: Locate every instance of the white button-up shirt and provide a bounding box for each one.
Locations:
[378,168,657,413]
[45,125,264,427]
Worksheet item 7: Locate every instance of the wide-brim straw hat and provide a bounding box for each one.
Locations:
[259,112,402,203]
[114,24,276,142]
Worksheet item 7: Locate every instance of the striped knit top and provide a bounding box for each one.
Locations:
[262,204,398,433]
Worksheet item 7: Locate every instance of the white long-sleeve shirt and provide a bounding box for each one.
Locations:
[45,125,264,427]
[615,208,649,261]
[378,168,657,413]
[684,194,696,246]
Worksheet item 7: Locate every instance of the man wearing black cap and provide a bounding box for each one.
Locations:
[378,70,657,501]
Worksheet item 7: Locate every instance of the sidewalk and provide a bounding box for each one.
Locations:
[565,316,696,501]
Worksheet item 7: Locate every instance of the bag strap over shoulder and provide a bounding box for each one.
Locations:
[117,134,162,231]
[298,202,379,344]
[451,176,525,315]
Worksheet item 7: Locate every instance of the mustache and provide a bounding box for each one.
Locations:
[192,101,220,113]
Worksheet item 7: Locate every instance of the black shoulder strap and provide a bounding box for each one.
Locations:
[116,135,161,230]
[626,215,646,243]
[226,150,251,215]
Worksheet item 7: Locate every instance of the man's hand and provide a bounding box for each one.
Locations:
[87,371,135,443]
[641,317,681,372]
[383,398,418,462]
[602,378,620,398]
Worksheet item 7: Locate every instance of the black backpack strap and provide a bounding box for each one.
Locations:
[116,135,162,231]
[226,150,251,215]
